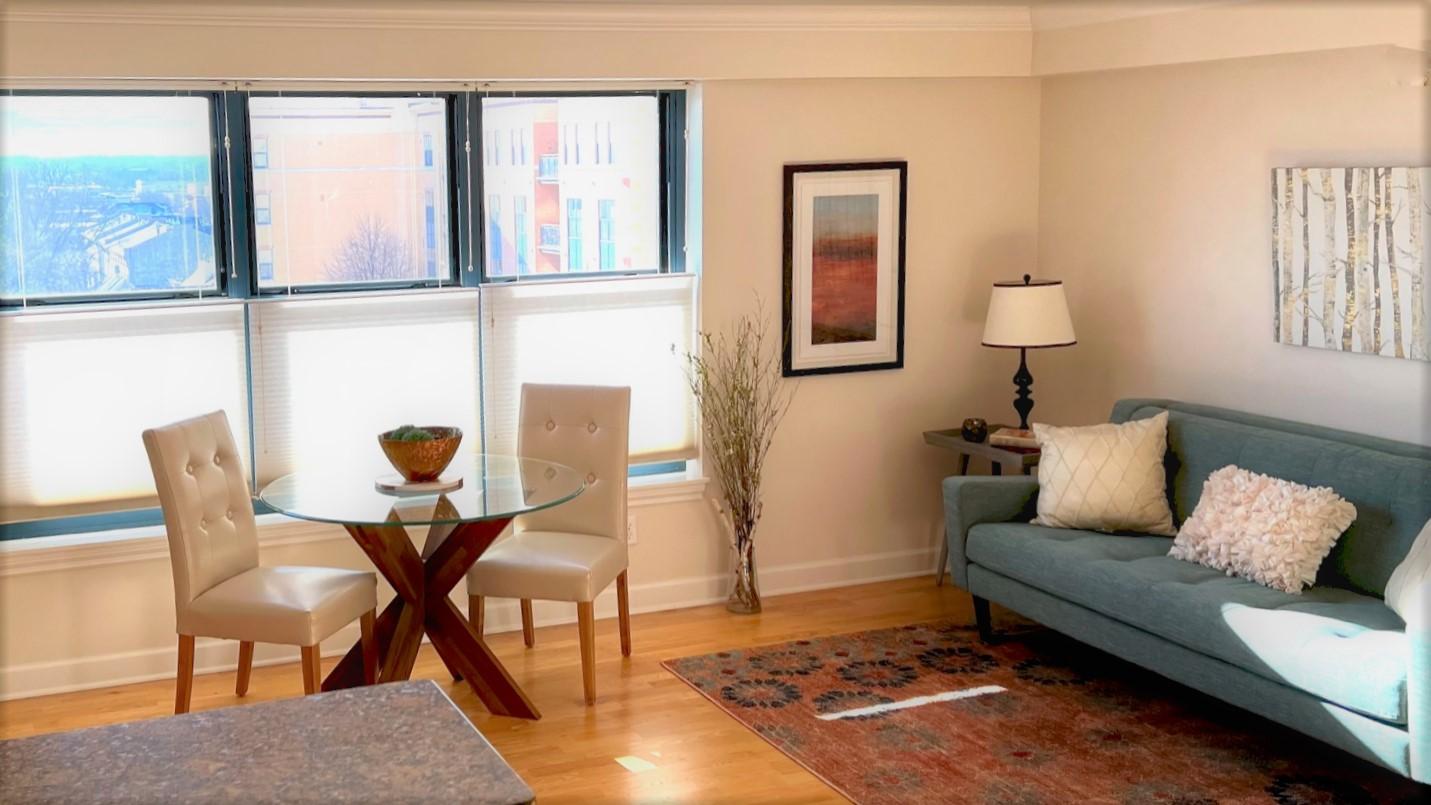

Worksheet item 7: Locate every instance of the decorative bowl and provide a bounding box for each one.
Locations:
[961,418,989,443]
[378,426,463,482]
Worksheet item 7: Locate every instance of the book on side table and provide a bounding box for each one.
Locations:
[989,427,1038,450]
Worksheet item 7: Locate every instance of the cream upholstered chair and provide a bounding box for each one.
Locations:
[467,383,632,705]
[143,411,379,714]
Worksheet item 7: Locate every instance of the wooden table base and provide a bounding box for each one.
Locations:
[323,504,540,720]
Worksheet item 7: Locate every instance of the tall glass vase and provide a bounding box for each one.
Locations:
[728,533,761,614]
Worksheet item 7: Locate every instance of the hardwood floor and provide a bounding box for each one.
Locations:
[0,577,972,803]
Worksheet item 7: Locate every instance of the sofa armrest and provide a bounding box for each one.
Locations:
[1406,582,1429,784]
[941,475,1039,589]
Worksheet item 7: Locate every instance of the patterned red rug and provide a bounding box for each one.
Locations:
[662,621,1428,804]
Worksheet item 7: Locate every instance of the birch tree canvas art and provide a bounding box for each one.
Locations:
[1272,167,1430,361]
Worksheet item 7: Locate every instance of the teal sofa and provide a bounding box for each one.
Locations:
[942,399,1431,783]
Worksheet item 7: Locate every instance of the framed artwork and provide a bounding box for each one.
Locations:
[1271,167,1429,361]
[782,161,907,377]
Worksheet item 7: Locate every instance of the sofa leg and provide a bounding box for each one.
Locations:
[972,595,993,643]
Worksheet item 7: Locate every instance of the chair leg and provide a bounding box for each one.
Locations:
[520,599,535,648]
[616,570,632,657]
[235,640,254,696]
[360,610,378,686]
[300,645,322,695]
[175,634,195,715]
[577,602,596,705]
[469,595,485,637]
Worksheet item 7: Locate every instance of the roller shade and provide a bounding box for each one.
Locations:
[481,274,697,462]
[249,290,482,485]
[0,303,248,522]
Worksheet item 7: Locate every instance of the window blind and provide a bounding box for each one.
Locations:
[0,303,248,522]
[481,274,697,463]
[249,290,482,485]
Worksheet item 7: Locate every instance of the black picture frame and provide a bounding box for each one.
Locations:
[782,160,907,377]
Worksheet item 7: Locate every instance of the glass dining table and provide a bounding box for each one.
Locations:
[259,454,585,721]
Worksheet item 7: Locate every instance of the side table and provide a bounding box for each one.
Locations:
[923,427,1040,586]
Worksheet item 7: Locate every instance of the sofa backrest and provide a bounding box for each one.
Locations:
[1110,398,1431,598]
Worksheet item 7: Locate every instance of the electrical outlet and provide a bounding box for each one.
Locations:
[627,515,638,545]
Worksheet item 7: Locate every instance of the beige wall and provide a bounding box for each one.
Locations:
[1032,0,1426,76]
[701,76,1042,570]
[0,75,1043,698]
[1035,45,1431,443]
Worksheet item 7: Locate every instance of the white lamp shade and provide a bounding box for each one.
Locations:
[981,278,1077,348]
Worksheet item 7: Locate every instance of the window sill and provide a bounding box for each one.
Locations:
[0,475,709,577]
[630,473,707,506]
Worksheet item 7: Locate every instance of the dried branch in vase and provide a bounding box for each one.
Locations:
[684,305,796,614]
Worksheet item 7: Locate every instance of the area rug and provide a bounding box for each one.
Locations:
[662,621,1428,804]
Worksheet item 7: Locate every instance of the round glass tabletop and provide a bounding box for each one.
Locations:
[258,454,586,526]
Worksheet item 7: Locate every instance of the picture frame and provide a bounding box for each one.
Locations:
[1269,167,1429,362]
[782,161,907,377]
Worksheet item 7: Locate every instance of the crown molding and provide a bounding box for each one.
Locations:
[1,2,1033,33]
[1028,1,1244,33]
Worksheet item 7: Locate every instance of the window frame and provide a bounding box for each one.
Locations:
[240,90,467,296]
[475,89,686,283]
[0,89,233,308]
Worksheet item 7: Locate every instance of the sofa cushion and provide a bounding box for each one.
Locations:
[1110,399,1431,598]
[967,522,1409,724]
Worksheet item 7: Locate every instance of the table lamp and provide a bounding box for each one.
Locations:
[981,274,1076,430]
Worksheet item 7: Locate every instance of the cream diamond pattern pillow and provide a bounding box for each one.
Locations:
[1032,412,1176,536]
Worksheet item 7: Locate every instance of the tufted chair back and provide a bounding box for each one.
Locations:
[142,410,259,615]
[516,383,631,542]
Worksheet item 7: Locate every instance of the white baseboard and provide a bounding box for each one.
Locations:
[0,546,937,701]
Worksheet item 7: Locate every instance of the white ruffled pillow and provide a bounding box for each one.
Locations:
[1169,465,1356,594]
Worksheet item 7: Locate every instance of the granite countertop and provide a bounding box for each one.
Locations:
[0,680,534,805]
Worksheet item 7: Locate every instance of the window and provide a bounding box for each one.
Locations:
[250,293,481,484]
[514,196,530,275]
[424,192,437,250]
[481,274,697,464]
[253,136,269,169]
[254,191,272,225]
[487,194,503,273]
[1,93,220,302]
[566,198,583,271]
[509,129,517,165]
[480,94,670,278]
[424,189,438,276]
[598,199,616,271]
[422,132,434,168]
[246,94,452,289]
[0,304,248,523]
[258,247,275,281]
